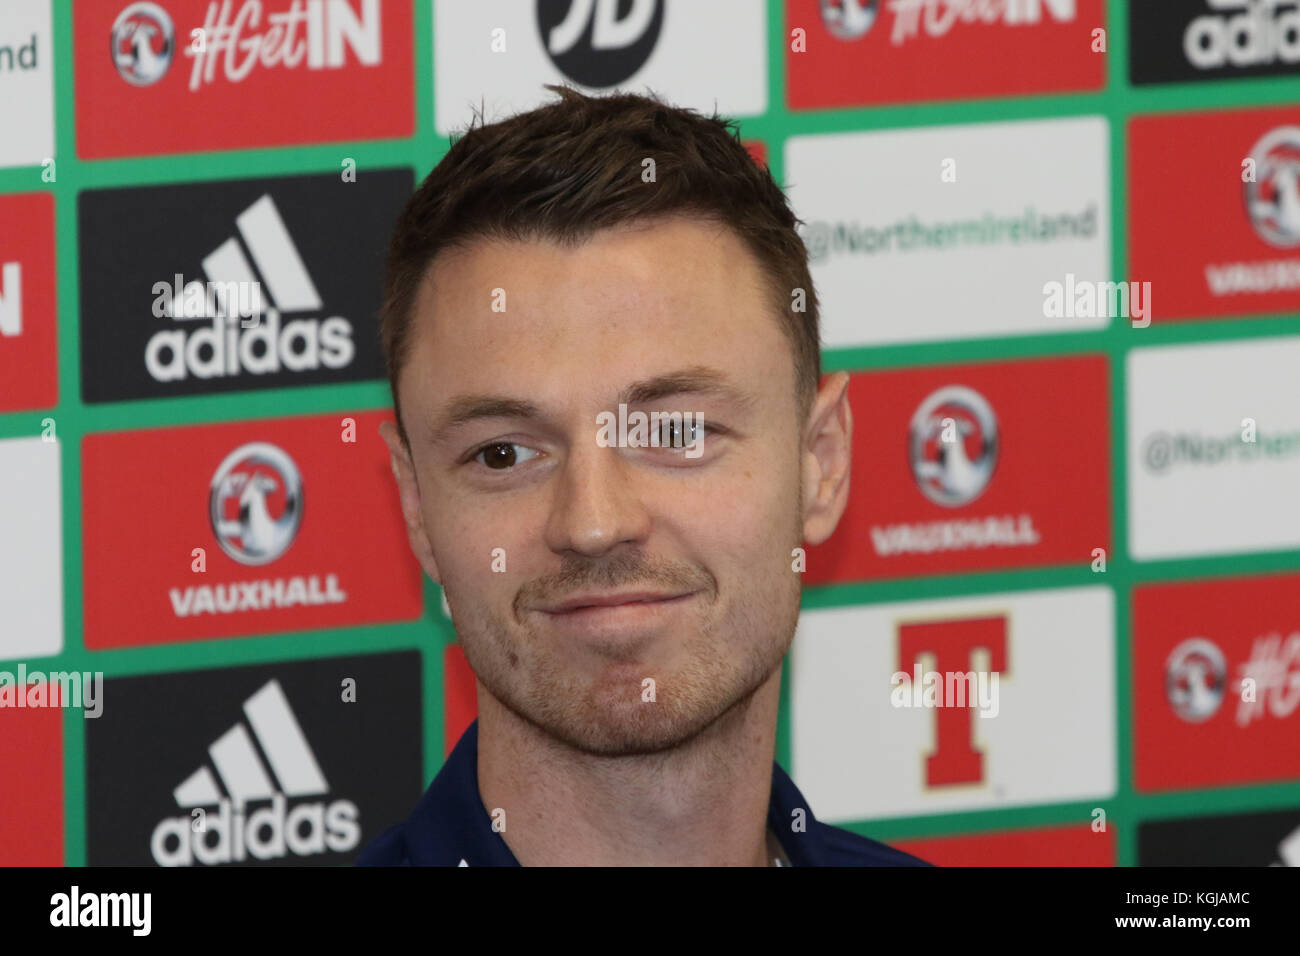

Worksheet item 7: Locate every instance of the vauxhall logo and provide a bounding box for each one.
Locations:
[168,438,347,618]
[111,2,175,85]
[1165,637,1227,723]
[820,0,879,40]
[537,0,664,88]
[209,442,304,566]
[150,679,360,866]
[1245,126,1300,248]
[145,193,355,383]
[908,385,999,507]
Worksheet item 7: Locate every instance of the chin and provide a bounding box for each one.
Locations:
[531,688,717,757]
[550,672,761,756]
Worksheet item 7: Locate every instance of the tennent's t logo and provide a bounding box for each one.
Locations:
[898,616,1008,788]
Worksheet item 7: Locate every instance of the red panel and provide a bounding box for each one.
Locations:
[82,410,423,646]
[805,355,1112,583]
[76,0,414,157]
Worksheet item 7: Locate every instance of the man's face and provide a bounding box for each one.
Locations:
[384,215,846,756]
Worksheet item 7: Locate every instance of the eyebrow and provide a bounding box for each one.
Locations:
[425,365,756,446]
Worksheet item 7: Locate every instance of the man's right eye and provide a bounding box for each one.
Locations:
[471,442,540,470]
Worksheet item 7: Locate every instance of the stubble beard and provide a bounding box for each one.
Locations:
[456,563,802,758]
[451,471,807,756]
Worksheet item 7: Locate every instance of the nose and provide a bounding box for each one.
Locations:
[542,433,652,558]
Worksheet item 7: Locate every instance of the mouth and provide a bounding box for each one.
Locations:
[534,591,698,634]
[541,591,695,614]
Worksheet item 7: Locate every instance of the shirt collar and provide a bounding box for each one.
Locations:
[400,719,827,866]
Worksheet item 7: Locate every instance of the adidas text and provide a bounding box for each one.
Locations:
[151,794,360,866]
[145,308,354,381]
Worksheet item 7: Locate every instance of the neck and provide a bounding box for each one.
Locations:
[476,666,783,866]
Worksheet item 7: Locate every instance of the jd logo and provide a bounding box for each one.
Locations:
[537,0,664,87]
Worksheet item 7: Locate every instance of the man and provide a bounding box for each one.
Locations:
[357,85,929,867]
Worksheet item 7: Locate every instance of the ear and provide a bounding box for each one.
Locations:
[379,419,442,585]
[801,371,853,546]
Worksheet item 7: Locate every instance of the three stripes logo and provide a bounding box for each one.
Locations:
[144,193,355,384]
[149,679,360,866]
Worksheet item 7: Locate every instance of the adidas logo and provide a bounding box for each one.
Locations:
[145,194,355,383]
[0,261,20,337]
[1273,825,1300,867]
[150,679,360,866]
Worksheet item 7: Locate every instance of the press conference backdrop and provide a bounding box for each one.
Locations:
[2,0,1299,867]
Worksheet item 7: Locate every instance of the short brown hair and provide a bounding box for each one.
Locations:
[379,84,821,444]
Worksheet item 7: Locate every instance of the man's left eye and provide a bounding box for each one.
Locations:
[656,420,707,449]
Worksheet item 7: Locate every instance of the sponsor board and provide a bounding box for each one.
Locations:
[1129,106,1300,320]
[0,0,55,168]
[0,702,62,865]
[81,410,423,647]
[893,822,1115,866]
[804,355,1111,583]
[1133,571,1300,792]
[1127,336,1300,560]
[1138,806,1300,866]
[0,192,57,412]
[791,585,1116,821]
[0,436,63,661]
[78,169,413,402]
[787,116,1110,348]
[76,0,413,157]
[1130,0,1300,86]
[85,651,422,866]
[433,0,765,134]
[788,0,1104,109]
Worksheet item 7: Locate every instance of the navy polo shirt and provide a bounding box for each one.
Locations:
[356,719,931,867]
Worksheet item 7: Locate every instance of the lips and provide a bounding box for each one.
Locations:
[541,591,691,614]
